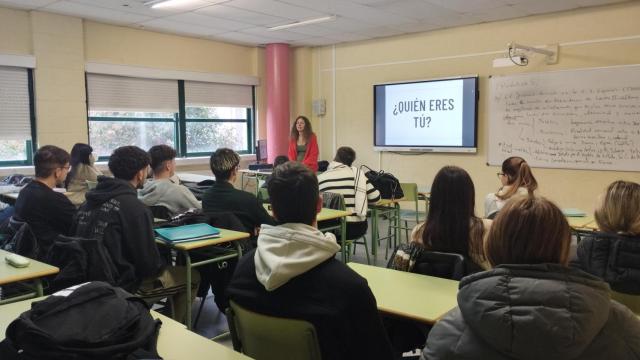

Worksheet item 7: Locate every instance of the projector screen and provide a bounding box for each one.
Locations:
[374,76,478,152]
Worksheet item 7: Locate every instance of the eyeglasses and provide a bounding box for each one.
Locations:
[496,172,505,178]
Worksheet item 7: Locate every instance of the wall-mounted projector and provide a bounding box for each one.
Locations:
[493,56,527,68]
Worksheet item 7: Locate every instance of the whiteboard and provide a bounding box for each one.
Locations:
[488,65,640,171]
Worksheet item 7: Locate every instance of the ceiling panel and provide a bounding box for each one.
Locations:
[44,1,153,24]
[139,17,227,36]
[211,31,280,45]
[473,5,530,23]
[241,26,310,41]
[511,0,585,14]
[424,0,509,12]
[163,12,253,31]
[69,0,216,17]
[195,4,289,26]
[0,0,58,10]
[223,0,327,20]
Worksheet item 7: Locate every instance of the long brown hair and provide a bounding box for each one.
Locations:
[486,196,571,267]
[420,166,486,265]
[290,115,313,142]
[497,156,538,200]
[595,180,640,235]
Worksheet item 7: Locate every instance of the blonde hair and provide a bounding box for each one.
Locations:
[595,180,640,235]
[497,157,538,200]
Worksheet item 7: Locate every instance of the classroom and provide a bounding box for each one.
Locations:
[1,0,640,359]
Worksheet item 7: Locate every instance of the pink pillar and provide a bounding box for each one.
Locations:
[265,43,290,163]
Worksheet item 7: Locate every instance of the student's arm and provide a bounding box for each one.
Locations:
[180,185,202,209]
[127,211,164,278]
[348,280,395,359]
[53,193,77,235]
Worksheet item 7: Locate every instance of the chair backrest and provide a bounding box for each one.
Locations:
[226,301,322,360]
[321,191,346,211]
[149,205,171,220]
[412,251,478,281]
[399,183,418,202]
[257,187,270,204]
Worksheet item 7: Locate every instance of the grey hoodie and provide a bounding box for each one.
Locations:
[255,223,341,291]
[138,178,201,216]
[422,264,640,360]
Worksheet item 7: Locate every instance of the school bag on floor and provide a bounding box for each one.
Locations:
[0,282,162,360]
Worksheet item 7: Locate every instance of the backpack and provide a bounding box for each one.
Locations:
[0,282,162,360]
[361,165,404,200]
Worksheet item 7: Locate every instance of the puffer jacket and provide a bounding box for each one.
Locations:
[576,232,640,294]
[421,264,640,360]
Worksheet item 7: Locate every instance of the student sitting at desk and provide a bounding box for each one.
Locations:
[64,143,102,206]
[484,156,537,218]
[575,180,640,295]
[317,146,380,240]
[73,146,199,323]
[227,162,394,360]
[14,145,76,257]
[411,166,491,270]
[202,148,275,234]
[139,144,201,216]
[422,196,640,360]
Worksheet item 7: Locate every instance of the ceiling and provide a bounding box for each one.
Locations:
[0,0,631,47]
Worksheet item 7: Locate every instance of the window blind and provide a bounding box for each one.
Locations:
[87,73,179,113]
[0,66,31,140]
[185,81,253,108]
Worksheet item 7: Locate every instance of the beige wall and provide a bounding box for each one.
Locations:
[310,2,640,214]
[0,7,31,55]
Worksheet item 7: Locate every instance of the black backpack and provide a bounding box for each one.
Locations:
[361,165,404,200]
[0,282,162,360]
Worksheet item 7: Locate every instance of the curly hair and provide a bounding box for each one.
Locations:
[108,146,150,181]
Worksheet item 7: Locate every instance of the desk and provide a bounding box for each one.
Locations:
[349,263,458,324]
[264,205,351,262]
[177,172,215,184]
[0,250,59,305]
[0,297,251,360]
[567,216,598,230]
[156,228,250,329]
[0,192,19,206]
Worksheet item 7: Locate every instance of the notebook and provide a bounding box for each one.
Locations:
[562,208,587,217]
[155,223,220,243]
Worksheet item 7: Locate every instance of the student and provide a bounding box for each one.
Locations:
[484,156,537,218]
[422,196,640,360]
[288,115,319,172]
[73,146,198,323]
[202,148,275,233]
[65,143,102,206]
[139,144,201,216]
[411,166,490,270]
[14,145,76,254]
[227,162,394,360]
[575,180,640,294]
[318,146,380,239]
[260,155,288,189]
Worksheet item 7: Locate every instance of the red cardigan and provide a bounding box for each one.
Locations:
[288,133,319,172]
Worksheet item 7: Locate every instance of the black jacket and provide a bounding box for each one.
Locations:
[422,264,640,360]
[201,181,275,232]
[576,232,640,294]
[227,249,394,360]
[14,180,76,255]
[73,176,164,292]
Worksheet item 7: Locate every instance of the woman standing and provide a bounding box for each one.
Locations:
[65,143,102,206]
[485,156,537,218]
[288,115,319,172]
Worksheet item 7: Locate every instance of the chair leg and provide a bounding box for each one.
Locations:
[193,296,207,329]
[362,236,370,265]
[404,220,410,243]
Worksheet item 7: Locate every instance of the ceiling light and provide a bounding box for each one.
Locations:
[143,0,190,9]
[268,15,337,31]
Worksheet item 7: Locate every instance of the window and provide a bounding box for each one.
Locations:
[0,66,35,166]
[86,74,254,159]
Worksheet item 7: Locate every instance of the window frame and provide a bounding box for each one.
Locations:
[0,68,37,167]
[87,77,255,160]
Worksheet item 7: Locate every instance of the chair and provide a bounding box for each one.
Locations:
[257,187,270,204]
[149,205,171,220]
[320,192,370,264]
[388,183,427,249]
[412,251,481,281]
[226,301,322,360]
[611,291,640,314]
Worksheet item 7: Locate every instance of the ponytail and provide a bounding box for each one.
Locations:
[496,157,538,200]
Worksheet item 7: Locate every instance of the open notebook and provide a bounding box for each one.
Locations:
[155,223,220,243]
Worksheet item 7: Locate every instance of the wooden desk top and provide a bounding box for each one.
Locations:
[371,198,402,207]
[349,263,459,324]
[0,250,59,286]
[567,216,599,230]
[263,205,351,222]
[0,298,251,360]
[156,228,250,251]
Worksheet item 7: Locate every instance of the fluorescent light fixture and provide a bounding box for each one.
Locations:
[268,15,337,31]
[143,0,189,9]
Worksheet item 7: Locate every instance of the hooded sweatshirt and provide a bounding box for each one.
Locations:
[138,178,201,216]
[422,263,640,360]
[227,223,394,360]
[73,176,165,292]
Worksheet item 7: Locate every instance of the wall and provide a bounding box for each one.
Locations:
[310,2,640,214]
